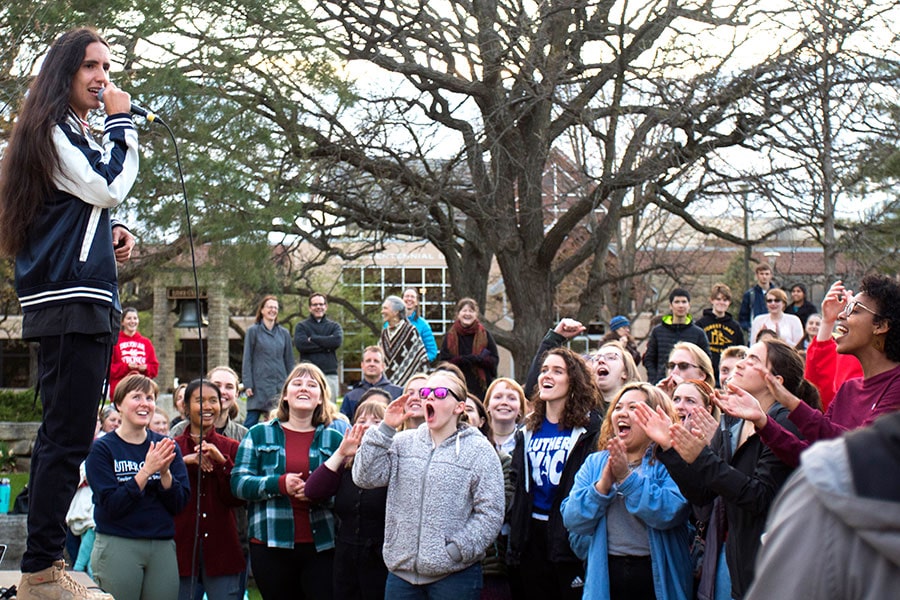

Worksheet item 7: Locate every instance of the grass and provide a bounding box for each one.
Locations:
[0,472,28,512]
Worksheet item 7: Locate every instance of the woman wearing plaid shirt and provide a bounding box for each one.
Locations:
[231,363,344,600]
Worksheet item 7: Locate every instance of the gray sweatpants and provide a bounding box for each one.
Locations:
[92,534,179,600]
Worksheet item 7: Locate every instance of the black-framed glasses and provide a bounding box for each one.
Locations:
[667,361,700,371]
[765,298,781,304]
[418,387,463,402]
[841,300,883,319]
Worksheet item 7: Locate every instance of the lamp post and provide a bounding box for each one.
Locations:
[741,187,751,293]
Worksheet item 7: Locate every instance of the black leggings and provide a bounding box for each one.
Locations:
[249,542,334,600]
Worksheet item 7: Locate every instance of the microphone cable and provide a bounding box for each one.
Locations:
[142,112,208,600]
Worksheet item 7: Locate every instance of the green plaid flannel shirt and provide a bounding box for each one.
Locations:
[231,419,343,550]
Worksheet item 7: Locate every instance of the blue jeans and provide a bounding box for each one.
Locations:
[244,410,264,428]
[385,563,482,600]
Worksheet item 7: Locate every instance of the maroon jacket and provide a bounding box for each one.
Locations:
[174,430,245,576]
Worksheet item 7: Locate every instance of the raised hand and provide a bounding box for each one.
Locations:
[633,403,673,450]
[656,373,683,397]
[336,423,367,460]
[670,422,706,464]
[762,370,802,412]
[383,394,413,429]
[607,437,632,483]
[144,437,177,475]
[553,318,586,339]
[689,406,720,445]
[715,384,768,428]
[820,280,850,327]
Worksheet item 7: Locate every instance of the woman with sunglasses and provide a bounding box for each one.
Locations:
[749,288,803,347]
[507,347,603,600]
[656,342,716,399]
[718,275,900,469]
[353,370,505,598]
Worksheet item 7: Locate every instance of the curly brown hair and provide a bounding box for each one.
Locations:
[526,347,601,431]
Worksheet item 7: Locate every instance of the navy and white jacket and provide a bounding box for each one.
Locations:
[15,110,138,314]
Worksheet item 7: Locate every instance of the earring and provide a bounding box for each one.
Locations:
[873,335,885,352]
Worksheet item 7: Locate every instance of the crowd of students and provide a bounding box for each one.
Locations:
[64,273,900,600]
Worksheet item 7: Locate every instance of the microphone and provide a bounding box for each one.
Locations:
[97,88,164,124]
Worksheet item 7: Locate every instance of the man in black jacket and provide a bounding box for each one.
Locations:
[294,293,343,400]
[642,288,711,384]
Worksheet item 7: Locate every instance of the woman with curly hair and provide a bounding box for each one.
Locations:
[718,275,900,469]
[507,347,602,600]
[562,383,692,600]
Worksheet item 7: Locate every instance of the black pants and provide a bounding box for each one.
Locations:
[608,554,655,600]
[511,519,584,600]
[333,539,387,600]
[22,331,113,572]
[250,542,334,600]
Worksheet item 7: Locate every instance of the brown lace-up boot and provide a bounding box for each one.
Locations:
[16,561,113,600]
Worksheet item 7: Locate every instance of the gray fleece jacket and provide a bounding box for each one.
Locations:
[746,430,900,599]
[352,421,505,585]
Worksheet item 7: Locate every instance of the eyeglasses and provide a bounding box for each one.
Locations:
[591,352,622,362]
[765,298,781,304]
[667,361,700,371]
[418,387,463,402]
[841,300,883,319]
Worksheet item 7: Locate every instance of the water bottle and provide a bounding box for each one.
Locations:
[0,479,9,514]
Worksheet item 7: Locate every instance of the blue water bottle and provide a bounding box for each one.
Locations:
[0,478,9,514]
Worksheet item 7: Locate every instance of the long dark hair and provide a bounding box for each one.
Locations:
[762,339,821,410]
[0,28,108,256]
[526,347,600,431]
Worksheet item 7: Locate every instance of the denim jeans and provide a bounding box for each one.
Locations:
[385,563,482,600]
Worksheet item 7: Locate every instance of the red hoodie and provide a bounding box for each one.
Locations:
[109,330,159,397]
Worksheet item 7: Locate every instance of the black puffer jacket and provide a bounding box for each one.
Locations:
[659,404,799,599]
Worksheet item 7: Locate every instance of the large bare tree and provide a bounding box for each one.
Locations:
[4,1,897,375]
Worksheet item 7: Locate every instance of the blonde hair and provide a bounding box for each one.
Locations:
[598,382,677,451]
[354,399,386,424]
[670,342,715,389]
[403,373,429,394]
[484,377,527,424]
[275,363,333,426]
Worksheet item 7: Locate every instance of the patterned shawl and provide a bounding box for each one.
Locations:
[380,319,428,387]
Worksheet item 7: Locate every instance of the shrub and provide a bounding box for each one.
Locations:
[0,389,43,422]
